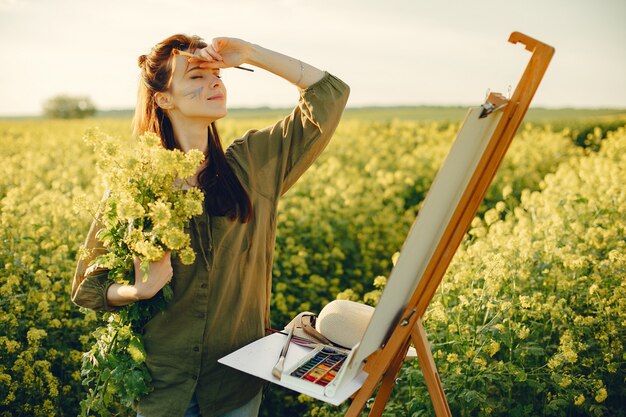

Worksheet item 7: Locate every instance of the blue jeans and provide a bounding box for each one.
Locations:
[137,390,262,417]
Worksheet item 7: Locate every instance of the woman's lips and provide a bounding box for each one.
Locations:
[208,94,224,100]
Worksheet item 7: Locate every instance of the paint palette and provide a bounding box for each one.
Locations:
[280,345,349,395]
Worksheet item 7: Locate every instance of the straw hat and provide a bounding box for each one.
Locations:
[316,300,375,348]
[284,300,374,349]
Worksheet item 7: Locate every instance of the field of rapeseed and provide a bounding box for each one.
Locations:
[0,114,623,417]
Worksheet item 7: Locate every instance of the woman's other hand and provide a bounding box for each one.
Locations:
[133,252,174,300]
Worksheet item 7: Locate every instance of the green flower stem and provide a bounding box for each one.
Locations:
[83,326,119,417]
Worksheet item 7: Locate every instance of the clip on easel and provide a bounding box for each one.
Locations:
[344,32,555,417]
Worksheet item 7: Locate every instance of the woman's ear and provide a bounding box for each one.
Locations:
[154,92,174,110]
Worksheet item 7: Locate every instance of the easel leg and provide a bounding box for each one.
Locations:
[345,320,452,417]
[344,333,411,417]
[411,320,452,417]
[367,337,411,417]
[345,357,387,417]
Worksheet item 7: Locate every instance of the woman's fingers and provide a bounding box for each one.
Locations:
[197,60,226,69]
[189,37,248,69]
[198,45,223,62]
[211,37,227,53]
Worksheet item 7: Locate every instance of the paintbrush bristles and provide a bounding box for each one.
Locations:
[272,326,295,380]
[173,49,208,61]
[272,357,285,380]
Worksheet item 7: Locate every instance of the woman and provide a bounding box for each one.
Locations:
[71,34,349,417]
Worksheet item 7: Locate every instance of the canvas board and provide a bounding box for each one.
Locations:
[350,107,503,367]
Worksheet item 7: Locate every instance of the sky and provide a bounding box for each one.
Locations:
[0,0,624,117]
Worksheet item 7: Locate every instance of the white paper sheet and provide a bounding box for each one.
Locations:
[218,333,368,405]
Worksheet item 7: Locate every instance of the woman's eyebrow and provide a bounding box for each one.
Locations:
[185,66,202,74]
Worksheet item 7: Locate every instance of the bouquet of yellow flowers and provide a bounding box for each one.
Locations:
[78,129,205,416]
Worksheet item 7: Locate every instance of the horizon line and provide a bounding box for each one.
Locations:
[2,104,626,119]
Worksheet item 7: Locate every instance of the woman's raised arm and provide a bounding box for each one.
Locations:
[192,37,325,90]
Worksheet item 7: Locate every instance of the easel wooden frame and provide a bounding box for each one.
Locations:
[345,32,555,417]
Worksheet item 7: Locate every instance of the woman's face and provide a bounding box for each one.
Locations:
[163,51,227,122]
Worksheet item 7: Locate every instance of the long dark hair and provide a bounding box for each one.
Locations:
[133,34,252,222]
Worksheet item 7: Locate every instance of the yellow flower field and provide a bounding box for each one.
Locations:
[0,116,624,417]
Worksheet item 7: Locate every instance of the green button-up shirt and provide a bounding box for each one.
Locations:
[71,72,349,417]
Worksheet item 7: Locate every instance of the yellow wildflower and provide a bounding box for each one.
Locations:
[484,208,500,226]
[446,353,459,364]
[373,275,387,288]
[26,328,47,345]
[127,344,146,363]
[548,355,562,370]
[517,326,530,340]
[474,356,487,369]
[160,227,189,250]
[486,340,501,357]
[519,295,531,309]
[595,387,607,403]
[149,200,172,227]
[502,184,513,199]
[178,247,196,265]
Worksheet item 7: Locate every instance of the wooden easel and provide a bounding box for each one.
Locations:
[345,32,555,417]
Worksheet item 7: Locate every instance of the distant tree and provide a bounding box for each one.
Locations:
[43,95,97,119]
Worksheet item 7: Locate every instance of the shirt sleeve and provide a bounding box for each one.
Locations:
[226,71,350,200]
[71,217,119,312]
